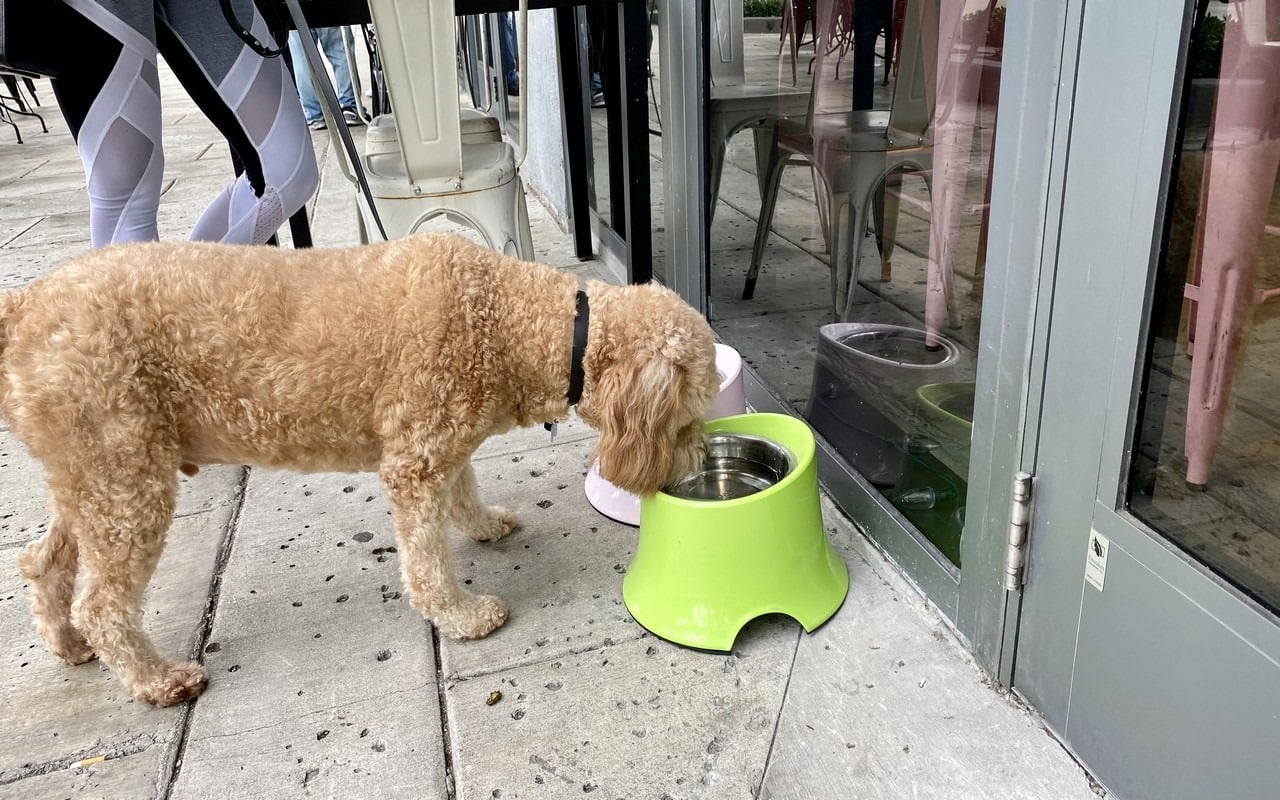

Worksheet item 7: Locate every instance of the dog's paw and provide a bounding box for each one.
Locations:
[432,593,508,639]
[52,633,96,666]
[133,661,208,707]
[465,506,519,542]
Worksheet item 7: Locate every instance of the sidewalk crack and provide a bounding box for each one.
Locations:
[158,465,250,800]
[434,626,458,800]
[753,626,802,799]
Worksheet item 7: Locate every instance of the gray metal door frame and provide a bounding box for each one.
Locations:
[1015,0,1280,796]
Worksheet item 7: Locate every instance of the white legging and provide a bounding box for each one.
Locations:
[61,0,318,246]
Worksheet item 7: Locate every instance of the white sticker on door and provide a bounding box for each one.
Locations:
[1085,530,1109,591]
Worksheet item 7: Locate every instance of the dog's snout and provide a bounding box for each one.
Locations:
[662,421,709,490]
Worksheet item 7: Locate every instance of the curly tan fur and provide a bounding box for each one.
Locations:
[1,232,717,707]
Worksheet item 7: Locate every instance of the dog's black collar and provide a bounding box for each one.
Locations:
[567,290,590,405]
[546,290,589,432]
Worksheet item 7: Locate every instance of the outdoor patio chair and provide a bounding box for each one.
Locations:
[744,0,935,320]
[314,0,532,256]
[709,0,811,221]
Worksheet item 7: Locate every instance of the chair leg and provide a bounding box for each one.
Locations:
[514,184,535,260]
[708,121,728,226]
[0,104,21,144]
[745,148,790,300]
[288,207,313,248]
[837,190,871,322]
[873,169,909,282]
[780,1,800,84]
[0,75,46,133]
[750,124,777,206]
[813,164,831,252]
[2,75,26,112]
[779,0,793,54]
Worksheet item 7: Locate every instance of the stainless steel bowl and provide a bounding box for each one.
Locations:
[665,433,795,501]
[834,326,957,367]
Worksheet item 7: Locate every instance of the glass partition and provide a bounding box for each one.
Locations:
[1129,0,1280,614]
[706,0,1006,568]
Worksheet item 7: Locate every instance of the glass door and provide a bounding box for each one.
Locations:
[1016,0,1280,796]
[700,0,1019,621]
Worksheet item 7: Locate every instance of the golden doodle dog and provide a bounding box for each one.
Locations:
[0,232,717,706]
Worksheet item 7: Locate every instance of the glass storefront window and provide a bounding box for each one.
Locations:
[707,0,1007,568]
[1129,0,1280,614]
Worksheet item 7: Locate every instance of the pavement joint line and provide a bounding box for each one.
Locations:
[432,626,458,800]
[1,219,39,247]
[160,465,249,799]
[753,625,804,799]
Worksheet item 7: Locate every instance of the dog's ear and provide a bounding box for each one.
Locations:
[592,356,688,497]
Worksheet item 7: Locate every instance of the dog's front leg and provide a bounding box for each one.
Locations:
[380,458,508,639]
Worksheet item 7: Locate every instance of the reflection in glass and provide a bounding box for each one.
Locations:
[1130,0,1280,614]
[708,0,1006,567]
[588,4,611,229]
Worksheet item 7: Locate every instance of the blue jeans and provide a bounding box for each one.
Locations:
[288,27,357,123]
[499,12,518,90]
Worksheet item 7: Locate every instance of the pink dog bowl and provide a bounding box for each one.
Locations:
[585,343,748,526]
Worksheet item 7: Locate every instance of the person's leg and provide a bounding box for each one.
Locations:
[287,30,324,125]
[158,0,318,244]
[587,4,606,103]
[851,0,888,110]
[313,26,358,112]
[499,13,519,94]
[52,2,165,246]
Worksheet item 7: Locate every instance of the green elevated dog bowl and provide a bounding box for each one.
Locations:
[623,413,849,651]
[915,381,975,477]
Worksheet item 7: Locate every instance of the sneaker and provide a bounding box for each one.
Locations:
[342,107,364,127]
[307,119,326,131]
[591,89,605,108]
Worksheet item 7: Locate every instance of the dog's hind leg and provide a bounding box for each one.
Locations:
[71,468,208,706]
[18,514,95,665]
[381,457,508,639]
[449,462,518,543]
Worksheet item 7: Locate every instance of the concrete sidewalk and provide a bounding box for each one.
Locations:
[0,70,1101,799]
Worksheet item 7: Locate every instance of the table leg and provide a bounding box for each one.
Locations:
[556,7,594,260]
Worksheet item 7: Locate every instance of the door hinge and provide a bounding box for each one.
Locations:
[1003,471,1034,591]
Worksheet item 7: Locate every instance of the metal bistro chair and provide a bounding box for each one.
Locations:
[354,0,531,255]
[708,0,811,222]
[744,0,936,319]
[297,0,532,256]
[0,71,47,143]
[360,18,503,157]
